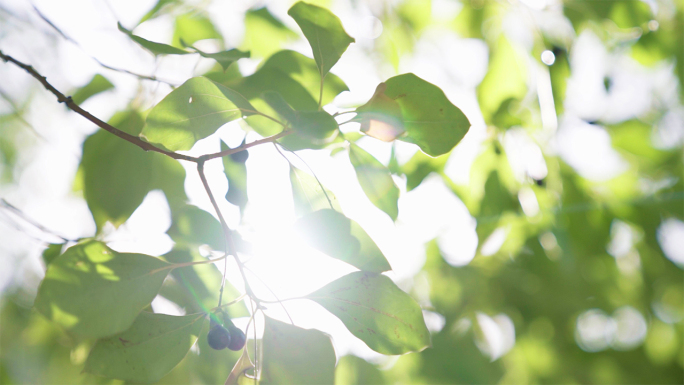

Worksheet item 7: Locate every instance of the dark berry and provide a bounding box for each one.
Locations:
[227,325,246,351]
[207,325,231,350]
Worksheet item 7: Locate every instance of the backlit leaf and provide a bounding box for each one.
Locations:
[81,111,186,231]
[71,74,114,105]
[186,44,250,72]
[261,317,335,385]
[167,205,224,250]
[142,77,256,151]
[34,241,172,340]
[41,243,64,267]
[118,22,189,56]
[173,13,221,48]
[290,165,340,216]
[364,74,470,156]
[306,271,430,354]
[478,37,527,123]
[84,312,204,383]
[295,209,391,273]
[349,143,399,221]
[221,141,249,213]
[357,83,405,142]
[288,2,355,77]
[243,7,298,58]
[162,248,248,318]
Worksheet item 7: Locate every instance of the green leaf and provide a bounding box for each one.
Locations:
[261,316,335,385]
[305,271,430,354]
[173,13,221,48]
[287,2,355,77]
[71,74,114,105]
[259,92,339,146]
[117,22,189,56]
[138,0,178,24]
[163,248,249,318]
[41,243,64,267]
[290,164,340,216]
[243,7,298,58]
[34,241,172,340]
[477,37,527,123]
[81,111,151,231]
[294,110,338,139]
[185,43,250,72]
[294,209,391,273]
[367,73,471,156]
[401,149,448,191]
[84,312,204,383]
[221,141,248,213]
[81,110,187,231]
[261,91,297,122]
[167,205,224,250]
[142,77,256,151]
[357,83,405,142]
[348,143,399,221]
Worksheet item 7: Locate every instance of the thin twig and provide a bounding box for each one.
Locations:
[0,199,72,242]
[211,293,248,311]
[32,5,178,86]
[243,265,294,325]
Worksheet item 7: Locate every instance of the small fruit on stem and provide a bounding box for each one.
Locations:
[227,324,246,351]
[207,324,231,350]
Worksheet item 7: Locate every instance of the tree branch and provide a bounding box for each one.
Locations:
[200,130,294,162]
[0,50,196,162]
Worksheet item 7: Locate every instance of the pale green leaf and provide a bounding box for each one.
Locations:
[295,209,391,273]
[369,73,470,156]
[84,312,204,383]
[173,13,221,48]
[34,241,172,340]
[306,271,430,354]
[71,74,114,105]
[287,2,355,77]
[477,37,527,123]
[118,22,189,56]
[290,165,340,216]
[261,316,335,385]
[185,42,250,72]
[142,77,256,151]
[81,110,186,232]
[243,7,298,58]
[163,248,249,318]
[221,140,248,213]
[349,143,399,221]
[41,243,64,267]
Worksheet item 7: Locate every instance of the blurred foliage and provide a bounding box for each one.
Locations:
[1,0,683,384]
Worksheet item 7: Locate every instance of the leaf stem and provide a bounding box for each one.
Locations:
[332,110,357,118]
[211,293,248,311]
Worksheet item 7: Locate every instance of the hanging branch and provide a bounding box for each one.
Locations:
[196,161,256,306]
